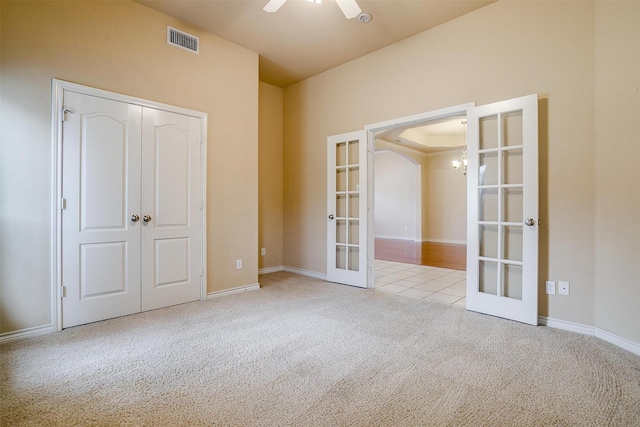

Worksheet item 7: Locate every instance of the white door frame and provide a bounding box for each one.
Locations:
[364,103,475,288]
[50,79,208,332]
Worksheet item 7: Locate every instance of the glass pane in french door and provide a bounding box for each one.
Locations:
[477,109,524,300]
[335,140,360,272]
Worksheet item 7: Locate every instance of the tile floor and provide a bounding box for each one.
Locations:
[374,259,466,307]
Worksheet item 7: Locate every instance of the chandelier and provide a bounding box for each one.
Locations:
[452,120,467,175]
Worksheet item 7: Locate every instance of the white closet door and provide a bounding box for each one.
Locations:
[61,92,143,328]
[141,108,202,310]
[60,89,203,328]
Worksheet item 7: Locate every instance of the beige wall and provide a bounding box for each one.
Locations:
[375,142,466,243]
[258,82,284,269]
[422,152,467,243]
[283,0,639,344]
[593,2,640,344]
[374,150,419,240]
[0,1,259,333]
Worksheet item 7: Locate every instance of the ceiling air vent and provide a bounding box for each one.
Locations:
[167,26,199,54]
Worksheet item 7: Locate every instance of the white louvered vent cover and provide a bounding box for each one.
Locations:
[167,26,199,54]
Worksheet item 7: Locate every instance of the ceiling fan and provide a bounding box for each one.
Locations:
[263,0,362,19]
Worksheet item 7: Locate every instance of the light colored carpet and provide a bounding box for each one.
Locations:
[2,271,639,426]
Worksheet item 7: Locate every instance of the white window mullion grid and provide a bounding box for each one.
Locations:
[336,162,345,270]
[496,112,504,298]
[350,152,361,272]
[345,143,351,271]
[347,141,357,272]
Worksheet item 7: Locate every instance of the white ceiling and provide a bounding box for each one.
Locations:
[136,0,495,87]
[376,117,467,154]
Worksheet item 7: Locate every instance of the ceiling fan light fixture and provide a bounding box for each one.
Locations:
[335,0,362,19]
[263,0,287,13]
[264,0,361,19]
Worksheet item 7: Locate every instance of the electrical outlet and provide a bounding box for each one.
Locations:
[261,248,266,256]
[558,281,570,296]
[236,259,243,270]
[545,281,556,295]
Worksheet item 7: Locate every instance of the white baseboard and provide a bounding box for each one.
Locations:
[375,235,419,241]
[206,283,260,299]
[539,316,640,356]
[538,316,594,335]
[374,236,467,244]
[421,238,467,245]
[258,265,284,275]
[594,328,640,356]
[283,266,327,281]
[0,324,54,344]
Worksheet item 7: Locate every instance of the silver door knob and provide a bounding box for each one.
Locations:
[525,218,536,226]
[143,215,152,223]
[131,214,140,222]
[328,214,334,220]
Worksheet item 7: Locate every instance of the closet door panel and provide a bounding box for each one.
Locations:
[141,108,202,310]
[61,91,142,328]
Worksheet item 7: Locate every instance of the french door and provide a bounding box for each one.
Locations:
[325,95,538,325]
[60,88,202,328]
[326,131,368,288]
[466,94,539,325]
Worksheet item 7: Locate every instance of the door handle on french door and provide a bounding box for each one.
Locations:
[131,214,140,222]
[328,214,334,220]
[525,218,536,226]
[143,215,152,223]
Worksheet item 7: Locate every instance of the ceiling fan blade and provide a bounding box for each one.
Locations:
[335,0,361,19]
[263,0,288,13]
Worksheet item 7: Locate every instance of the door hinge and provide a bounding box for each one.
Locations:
[60,198,66,210]
[60,285,66,298]
[200,200,203,211]
[61,107,72,122]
